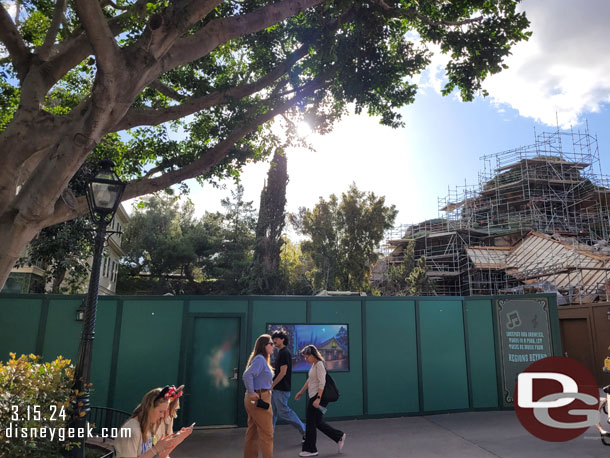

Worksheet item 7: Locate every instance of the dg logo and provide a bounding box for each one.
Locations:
[514,356,600,442]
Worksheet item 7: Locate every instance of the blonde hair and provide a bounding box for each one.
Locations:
[246,334,274,372]
[132,388,169,443]
[169,397,180,419]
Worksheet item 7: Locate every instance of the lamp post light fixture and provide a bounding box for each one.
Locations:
[68,160,125,458]
[75,301,85,321]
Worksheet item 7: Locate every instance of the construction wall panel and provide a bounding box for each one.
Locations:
[112,299,183,411]
[464,299,499,408]
[0,297,44,359]
[419,299,469,412]
[365,299,419,415]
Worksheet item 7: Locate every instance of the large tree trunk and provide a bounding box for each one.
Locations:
[52,266,67,294]
[0,212,44,288]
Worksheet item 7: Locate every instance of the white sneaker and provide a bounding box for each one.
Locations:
[299,451,318,457]
[337,433,346,453]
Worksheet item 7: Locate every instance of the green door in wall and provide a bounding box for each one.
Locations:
[186,317,241,426]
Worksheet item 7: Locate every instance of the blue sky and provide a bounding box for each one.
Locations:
[153,0,610,230]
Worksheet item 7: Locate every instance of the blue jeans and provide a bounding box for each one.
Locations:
[271,389,305,436]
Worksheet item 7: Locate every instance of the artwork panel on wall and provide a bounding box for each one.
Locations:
[266,323,349,372]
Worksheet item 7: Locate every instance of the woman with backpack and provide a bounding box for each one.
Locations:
[295,345,346,457]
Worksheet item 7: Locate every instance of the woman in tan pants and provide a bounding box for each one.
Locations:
[243,334,275,458]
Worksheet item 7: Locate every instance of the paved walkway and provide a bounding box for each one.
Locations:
[172,411,609,458]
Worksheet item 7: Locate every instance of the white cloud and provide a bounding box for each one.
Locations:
[414,1,610,128]
[483,0,610,128]
[416,44,450,95]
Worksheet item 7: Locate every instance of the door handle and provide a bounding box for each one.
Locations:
[230,367,238,381]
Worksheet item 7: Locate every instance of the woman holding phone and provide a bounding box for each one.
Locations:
[295,345,346,457]
[242,334,275,458]
[114,386,193,458]
[157,385,185,438]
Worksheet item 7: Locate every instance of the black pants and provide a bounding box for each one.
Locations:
[302,397,343,453]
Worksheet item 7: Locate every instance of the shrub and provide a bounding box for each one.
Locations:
[0,353,73,457]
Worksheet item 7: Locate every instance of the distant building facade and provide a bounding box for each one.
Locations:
[2,204,129,295]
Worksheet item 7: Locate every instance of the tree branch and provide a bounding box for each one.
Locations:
[0,3,31,80]
[74,0,121,74]
[114,41,309,131]
[370,0,484,27]
[124,82,325,199]
[159,0,325,74]
[129,0,224,63]
[38,0,67,60]
[42,79,328,227]
[148,80,186,102]
[45,1,148,88]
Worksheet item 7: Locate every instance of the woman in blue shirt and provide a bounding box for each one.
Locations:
[243,334,275,458]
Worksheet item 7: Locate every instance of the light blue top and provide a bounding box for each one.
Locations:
[243,354,273,394]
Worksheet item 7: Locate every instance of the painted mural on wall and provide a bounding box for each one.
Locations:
[496,298,552,405]
[266,323,349,371]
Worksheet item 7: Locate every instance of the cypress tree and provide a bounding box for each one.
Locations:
[252,150,288,293]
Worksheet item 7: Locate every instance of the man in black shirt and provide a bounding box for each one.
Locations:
[271,330,306,441]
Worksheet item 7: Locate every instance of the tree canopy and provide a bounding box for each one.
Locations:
[121,194,203,282]
[293,183,397,292]
[120,188,255,294]
[0,0,531,288]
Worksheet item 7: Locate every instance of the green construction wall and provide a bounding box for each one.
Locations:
[464,299,499,409]
[0,293,559,425]
[111,298,184,410]
[0,296,43,356]
[365,299,419,415]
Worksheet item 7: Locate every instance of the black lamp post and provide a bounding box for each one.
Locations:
[68,160,125,458]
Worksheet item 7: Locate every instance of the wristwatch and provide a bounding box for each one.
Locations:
[315,395,321,400]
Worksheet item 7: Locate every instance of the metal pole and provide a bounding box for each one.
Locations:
[68,218,106,458]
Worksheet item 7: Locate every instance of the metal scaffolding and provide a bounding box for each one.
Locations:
[376,127,610,303]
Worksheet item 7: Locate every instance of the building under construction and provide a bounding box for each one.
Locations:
[379,128,610,303]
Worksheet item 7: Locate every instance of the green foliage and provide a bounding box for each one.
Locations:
[377,240,434,296]
[120,186,256,294]
[0,81,19,131]
[16,218,95,293]
[122,194,201,282]
[0,353,73,457]
[18,10,50,47]
[293,194,340,291]
[407,255,433,295]
[280,237,314,295]
[210,185,257,294]
[294,183,397,292]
